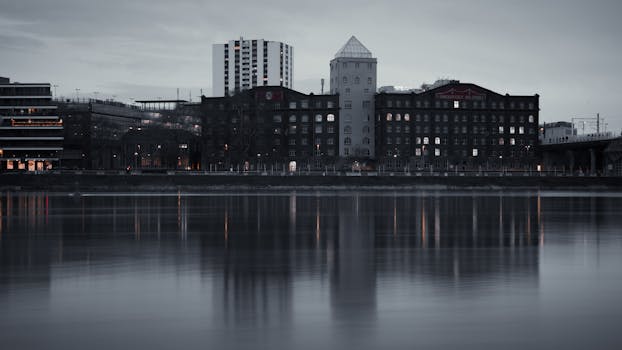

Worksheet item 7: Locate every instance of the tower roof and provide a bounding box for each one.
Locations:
[334,36,372,58]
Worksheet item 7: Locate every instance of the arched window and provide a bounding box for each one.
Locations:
[404,113,410,121]
[344,125,352,134]
[386,113,392,121]
[363,126,370,133]
[344,137,352,145]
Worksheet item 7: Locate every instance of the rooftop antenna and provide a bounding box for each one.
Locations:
[321,78,325,95]
[177,88,179,101]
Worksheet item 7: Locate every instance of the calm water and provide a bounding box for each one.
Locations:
[1,190,622,349]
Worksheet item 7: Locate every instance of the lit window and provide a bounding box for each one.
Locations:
[404,113,410,121]
[528,115,534,123]
[416,137,421,144]
[435,148,440,156]
[415,148,421,156]
[454,100,460,108]
[499,126,504,133]
[301,115,309,122]
[423,137,429,145]
[435,137,441,145]
[510,126,515,134]
[396,114,401,121]
[386,113,392,121]
[519,126,525,134]
[472,149,478,157]
[327,114,335,122]
[510,138,515,145]
[315,114,322,122]
[289,115,296,122]
[289,102,297,109]
[499,138,505,145]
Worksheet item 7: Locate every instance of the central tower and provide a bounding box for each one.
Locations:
[330,36,377,158]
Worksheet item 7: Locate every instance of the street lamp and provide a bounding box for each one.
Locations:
[75,88,80,101]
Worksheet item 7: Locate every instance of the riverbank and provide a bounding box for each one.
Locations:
[1,172,621,191]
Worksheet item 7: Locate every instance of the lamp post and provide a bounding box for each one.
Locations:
[75,88,80,101]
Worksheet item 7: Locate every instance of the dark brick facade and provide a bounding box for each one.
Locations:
[375,83,539,171]
[202,87,339,171]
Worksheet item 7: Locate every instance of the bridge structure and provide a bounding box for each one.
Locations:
[540,132,622,176]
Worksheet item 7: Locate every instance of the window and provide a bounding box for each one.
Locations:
[510,126,515,134]
[327,138,334,145]
[289,115,296,122]
[404,126,410,133]
[396,113,401,121]
[289,101,297,109]
[327,114,335,122]
[396,137,401,145]
[404,113,410,121]
[274,128,281,134]
[315,114,323,122]
[327,126,334,133]
[343,77,348,84]
[528,115,534,123]
[416,137,421,144]
[315,125,322,133]
[288,150,296,157]
[367,77,372,85]
[301,125,308,134]
[472,149,478,157]
[454,100,460,108]
[344,148,350,156]
[301,115,309,122]
[386,125,392,133]
[344,101,352,109]
[499,138,505,145]
[344,125,352,134]
[510,138,516,145]
[301,100,309,109]
[434,137,440,145]
[363,126,370,133]
[386,113,393,121]
[289,139,296,145]
[499,126,504,134]
[415,148,421,156]
[301,138,308,145]
[362,100,371,108]
[435,148,440,156]
[355,77,360,84]
[327,101,334,108]
[344,137,352,145]
[273,115,282,123]
[363,137,370,145]
[519,126,525,134]
[423,137,429,145]
[387,138,392,145]
[289,125,297,134]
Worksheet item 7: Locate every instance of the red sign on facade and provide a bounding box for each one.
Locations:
[435,88,487,101]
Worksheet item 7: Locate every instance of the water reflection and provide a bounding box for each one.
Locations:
[1,191,622,349]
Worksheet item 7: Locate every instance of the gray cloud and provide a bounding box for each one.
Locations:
[1,0,621,131]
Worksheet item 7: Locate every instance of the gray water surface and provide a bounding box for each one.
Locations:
[1,191,621,349]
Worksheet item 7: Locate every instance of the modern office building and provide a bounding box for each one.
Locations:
[329,36,377,159]
[0,77,63,171]
[375,82,540,171]
[201,86,339,171]
[212,37,293,97]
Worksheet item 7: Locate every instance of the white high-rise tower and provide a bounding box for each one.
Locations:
[330,36,377,158]
[212,37,293,97]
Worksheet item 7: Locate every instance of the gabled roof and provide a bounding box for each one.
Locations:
[335,36,373,58]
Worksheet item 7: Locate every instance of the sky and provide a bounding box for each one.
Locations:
[1,0,621,132]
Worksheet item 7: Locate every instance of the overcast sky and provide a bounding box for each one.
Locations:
[1,0,621,131]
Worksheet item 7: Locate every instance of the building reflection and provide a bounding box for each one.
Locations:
[5,191,617,329]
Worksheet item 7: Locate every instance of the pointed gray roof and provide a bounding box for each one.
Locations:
[334,36,373,58]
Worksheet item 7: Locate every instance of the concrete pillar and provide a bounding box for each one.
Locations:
[589,148,596,175]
